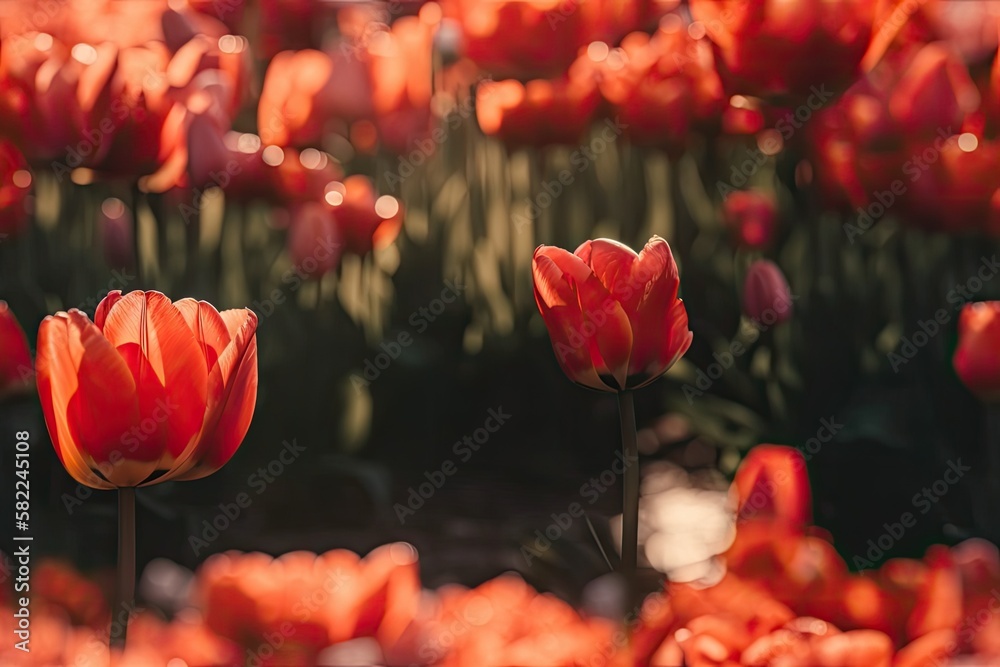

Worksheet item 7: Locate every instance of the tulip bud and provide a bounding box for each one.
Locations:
[954,302,1000,403]
[722,190,778,250]
[0,301,33,399]
[732,445,811,526]
[742,260,792,326]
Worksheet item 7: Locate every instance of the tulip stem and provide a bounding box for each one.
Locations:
[110,487,136,650]
[618,391,639,603]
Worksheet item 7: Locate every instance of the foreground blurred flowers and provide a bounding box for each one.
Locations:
[532,236,692,393]
[35,290,258,488]
[6,452,1000,666]
[632,445,1000,666]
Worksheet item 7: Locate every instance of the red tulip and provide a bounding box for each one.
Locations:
[808,42,1000,236]
[475,59,602,148]
[0,301,33,400]
[532,236,692,392]
[722,190,778,250]
[35,290,258,489]
[0,140,31,238]
[732,445,810,526]
[257,49,374,148]
[198,544,422,663]
[597,17,726,151]
[412,573,624,667]
[954,301,1000,402]
[742,260,793,326]
[368,10,439,155]
[445,0,594,80]
[689,0,874,103]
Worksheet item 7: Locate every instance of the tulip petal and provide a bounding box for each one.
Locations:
[101,292,209,468]
[537,246,633,390]
[533,252,605,391]
[732,445,811,527]
[626,237,693,384]
[37,312,146,487]
[535,249,618,391]
[66,310,160,485]
[166,309,258,482]
[575,238,639,311]
[174,298,231,372]
[36,314,118,489]
[94,290,124,330]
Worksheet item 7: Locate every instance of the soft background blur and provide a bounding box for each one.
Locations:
[0,0,998,611]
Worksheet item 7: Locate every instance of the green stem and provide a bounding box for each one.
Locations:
[618,391,639,593]
[110,487,136,650]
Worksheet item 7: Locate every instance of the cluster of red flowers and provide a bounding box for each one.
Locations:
[0,543,633,666]
[812,32,1000,237]
[4,445,1000,666]
[0,0,407,275]
[463,0,1000,239]
[0,0,247,191]
[470,0,871,150]
[2,0,999,264]
[632,445,1000,666]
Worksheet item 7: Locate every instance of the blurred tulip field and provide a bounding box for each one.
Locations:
[7,0,1000,665]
